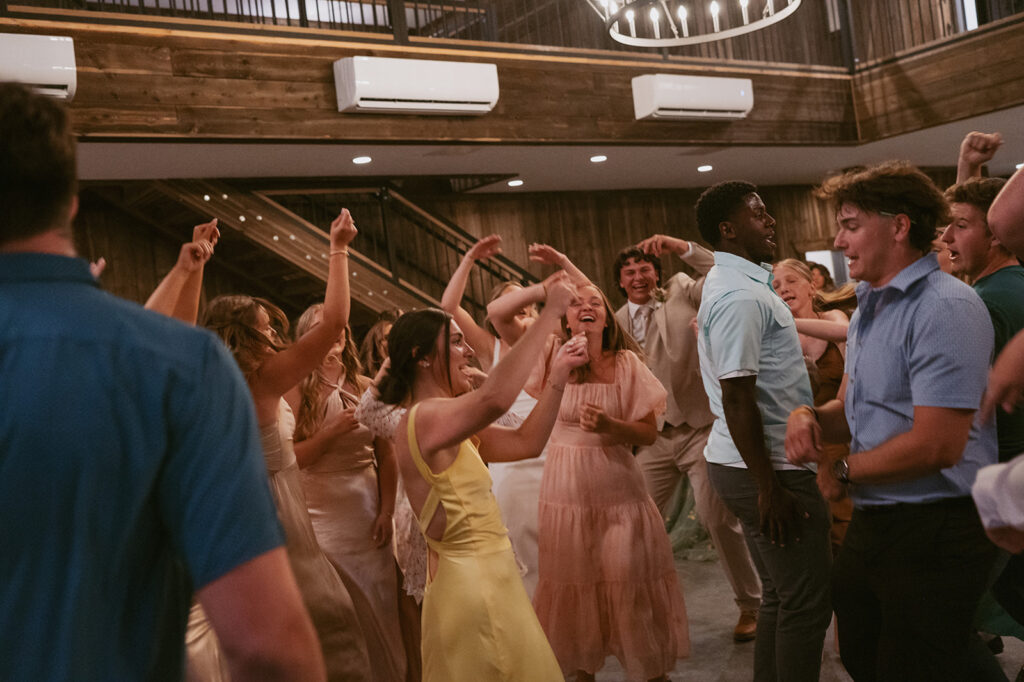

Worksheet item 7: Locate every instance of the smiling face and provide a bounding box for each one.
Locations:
[566,284,608,336]
[727,193,777,264]
[772,264,816,317]
[434,319,476,396]
[618,256,660,305]
[940,202,995,279]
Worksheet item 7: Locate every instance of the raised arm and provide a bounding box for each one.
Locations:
[956,131,1002,183]
[414,275,576,455]
[528,243,591,286]
[441,235,502,369]
[252,210,356,400]
[487,270,560,344]
[988,163,1024,259]
[198,548,326,681]
[476,333,588,462]
[638,234,715,275]
[145,219,219,324]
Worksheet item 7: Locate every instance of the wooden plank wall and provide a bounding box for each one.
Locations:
[852,15,1024,141]
[417,184,836,307]
[0,17,855,145]
[849,0,959,66]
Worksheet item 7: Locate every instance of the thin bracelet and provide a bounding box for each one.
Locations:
[330,248,349,256]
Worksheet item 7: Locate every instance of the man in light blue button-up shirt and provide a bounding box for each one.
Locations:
[696,181,832,682]
[787,161,999,682]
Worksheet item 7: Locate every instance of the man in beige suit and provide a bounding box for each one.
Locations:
[614,234,762,641]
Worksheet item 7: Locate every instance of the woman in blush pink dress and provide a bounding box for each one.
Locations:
[524,283,689,682]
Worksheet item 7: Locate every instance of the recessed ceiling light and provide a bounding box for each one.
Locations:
[508,179,524,187]
[697,164,713,173]
[352,156,372,165]
[590,154,608,163]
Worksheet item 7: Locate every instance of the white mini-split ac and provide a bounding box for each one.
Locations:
[632,74,753,121]
[334,56,499,115]
[0,33,77,101]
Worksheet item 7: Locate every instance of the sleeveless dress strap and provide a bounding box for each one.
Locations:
[405,403,443,532]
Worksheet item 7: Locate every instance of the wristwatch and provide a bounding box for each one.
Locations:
[832,457,850,484]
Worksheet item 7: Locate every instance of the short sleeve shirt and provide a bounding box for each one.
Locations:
[697,251,815,470]
[0,254,284,680]
[845,253,997,506]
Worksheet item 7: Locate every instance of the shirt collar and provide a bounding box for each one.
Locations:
[714,250,773,284]
[0,253,99,287]
[855,252,937,302]
[626,299,654,317]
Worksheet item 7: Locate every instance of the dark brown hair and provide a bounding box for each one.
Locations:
[612,247,662,298]
[944,177,1006,217]
[377,309,453,405]
[0,83,78,244]
[203,295,288,380]
[816,161,949,253]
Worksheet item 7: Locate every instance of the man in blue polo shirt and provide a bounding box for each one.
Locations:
[696,181,832,682]
[0,83,326,680]
[787,160,998,681]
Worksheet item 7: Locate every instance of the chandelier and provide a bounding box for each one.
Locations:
[585,0,803,47]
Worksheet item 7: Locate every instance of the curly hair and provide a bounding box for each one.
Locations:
[944,177,1006,216]
[695,181,759,247]
[377,309,452,406]
[612,246,662,299]
[816,160,949,253]
[202,295,288,380]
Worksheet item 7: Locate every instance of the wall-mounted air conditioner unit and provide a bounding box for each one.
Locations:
[334,56,499,115]
[0,34,77,101]
[632,74,753,121]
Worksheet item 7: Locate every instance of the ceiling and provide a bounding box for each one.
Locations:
[77,103,1024,192]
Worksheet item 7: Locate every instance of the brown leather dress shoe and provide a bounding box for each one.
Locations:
[733,610,757,642]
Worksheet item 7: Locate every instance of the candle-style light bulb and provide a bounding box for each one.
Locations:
[650,7,661,39]
[677,5,689,37]
[740,0,749,24]
[710,0,720,32]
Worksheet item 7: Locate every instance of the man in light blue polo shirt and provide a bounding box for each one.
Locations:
[787,161,998,681]
[696,181,832,682]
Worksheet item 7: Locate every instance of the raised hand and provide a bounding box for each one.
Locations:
[637,234,688,258]
[330,208,357,249]
[177,239,216,273]
[192,218,220,246]
[959,131,1002,170]
[580,401,610,433]
[529,243,567,266]
[542,271,577,317]
[467,235,502,261]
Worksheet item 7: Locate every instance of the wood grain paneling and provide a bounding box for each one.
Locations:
[852,16,1024,141]
[0,17,855,145]
[417,185,837,307]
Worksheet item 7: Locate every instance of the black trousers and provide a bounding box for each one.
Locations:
[833,497,998,682]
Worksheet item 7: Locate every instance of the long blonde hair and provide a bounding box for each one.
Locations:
[293,303,367,441]
[774,259,857,313]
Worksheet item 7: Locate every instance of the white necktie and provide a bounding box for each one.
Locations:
[633,305,653,345]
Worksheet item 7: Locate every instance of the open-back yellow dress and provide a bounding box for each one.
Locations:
[405,404,562,682]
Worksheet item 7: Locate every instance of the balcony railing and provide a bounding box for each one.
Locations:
[5,1,1023,69]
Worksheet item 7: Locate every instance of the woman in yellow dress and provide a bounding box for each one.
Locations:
[377,272,584,682]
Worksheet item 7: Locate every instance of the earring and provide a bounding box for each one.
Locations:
[419,360,431,368]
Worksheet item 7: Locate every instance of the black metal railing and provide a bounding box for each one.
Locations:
[265,184,536,323]
[6,0,1023,71]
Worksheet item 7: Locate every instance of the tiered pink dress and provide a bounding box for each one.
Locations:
[531,340,689,681]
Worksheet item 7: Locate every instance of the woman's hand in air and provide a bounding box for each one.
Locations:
[330,208,358,249]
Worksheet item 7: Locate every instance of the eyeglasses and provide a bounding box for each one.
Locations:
[878,210,914,225]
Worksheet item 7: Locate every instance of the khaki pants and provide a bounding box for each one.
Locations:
[637,422,762,612]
